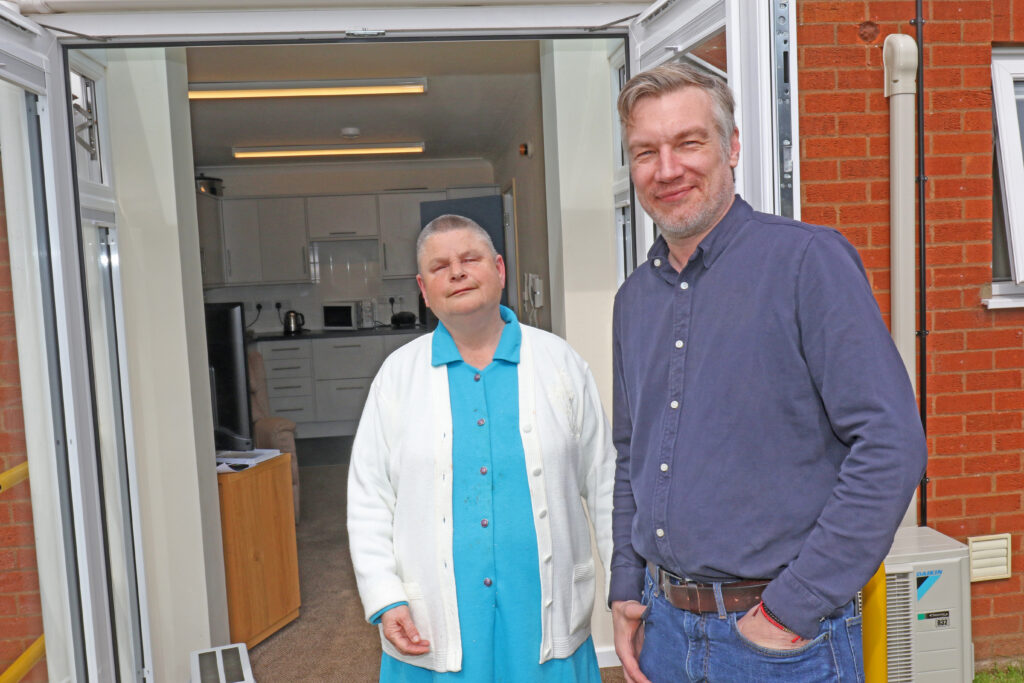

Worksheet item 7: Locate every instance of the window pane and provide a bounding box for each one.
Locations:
[677,27,727,78]
[994,152,1012,281]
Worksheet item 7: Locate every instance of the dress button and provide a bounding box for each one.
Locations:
[660,463,669,472]
[474,373,481,381]
[532,467,542,476]
[675,340,684,348]
[656,528,665,537]
[670,400,679,409]
[481,519,489,528]
[680,281,689,290]
[484,577,493,587]
[539,509,548,518]
[477,418,486,426]
[653,258,662,267]
[480,466,488,475]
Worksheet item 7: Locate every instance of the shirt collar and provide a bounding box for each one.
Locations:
[431,305,521,367]
[645,195,752,277]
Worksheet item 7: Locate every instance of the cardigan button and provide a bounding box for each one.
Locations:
[538,509,548,518]
[532,467,542,476]
[522,424,533,433]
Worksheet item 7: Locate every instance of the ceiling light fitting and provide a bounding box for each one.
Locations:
[232,142,425,159]
[188,78,427,100]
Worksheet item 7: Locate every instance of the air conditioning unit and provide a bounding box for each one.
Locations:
[883,525,973,682]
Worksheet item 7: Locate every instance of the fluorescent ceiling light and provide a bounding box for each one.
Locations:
[189,78,427,100]
[232,143,426,159]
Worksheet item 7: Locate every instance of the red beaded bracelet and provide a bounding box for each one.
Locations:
[759,602,802,643]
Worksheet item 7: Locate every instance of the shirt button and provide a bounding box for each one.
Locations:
[670,400,679,409]
[477,418,486,426]
[484,578,493,587]
[680,281,689,290]
[532,467,542,476]
[474,373,481,381]
[481,519,489,528]
[675,340,684,348]
[653,258,662,267]
[480,466,488,475]
[656,528,665,538]
[660,463,669,472]
[539,509,548,518]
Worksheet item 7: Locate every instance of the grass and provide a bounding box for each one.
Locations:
[976,664,1024,682]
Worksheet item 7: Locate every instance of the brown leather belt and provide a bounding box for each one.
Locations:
[648,562,769,614]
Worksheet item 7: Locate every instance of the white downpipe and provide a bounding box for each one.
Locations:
[883,34,918,390]
[883,34,919,528]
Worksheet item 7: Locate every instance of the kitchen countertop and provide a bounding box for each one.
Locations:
[250,325,429,343]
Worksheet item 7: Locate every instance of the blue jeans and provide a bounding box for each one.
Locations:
[637,571,864,682]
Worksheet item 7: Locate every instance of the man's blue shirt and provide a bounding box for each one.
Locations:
[609,197,927,638]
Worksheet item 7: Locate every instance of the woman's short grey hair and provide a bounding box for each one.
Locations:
[416,214,497,273]
[617,62,736,158]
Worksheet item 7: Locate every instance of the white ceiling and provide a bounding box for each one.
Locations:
[186,41,546,167]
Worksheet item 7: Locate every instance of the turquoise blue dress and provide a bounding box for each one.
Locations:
[376,307,601,682]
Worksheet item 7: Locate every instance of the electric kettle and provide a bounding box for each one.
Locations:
[283,310,305,336]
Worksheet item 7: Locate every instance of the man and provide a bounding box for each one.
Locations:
[348,214,614,681]
[609,63,927,682]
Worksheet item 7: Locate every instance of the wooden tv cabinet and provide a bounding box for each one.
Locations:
[218,452,300,648]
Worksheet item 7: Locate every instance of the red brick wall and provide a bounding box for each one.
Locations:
[799,0,1024,665]
[0,158,46,681]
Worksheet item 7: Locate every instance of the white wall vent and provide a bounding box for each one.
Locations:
[968,533,1012,582]
[190,643,254,683]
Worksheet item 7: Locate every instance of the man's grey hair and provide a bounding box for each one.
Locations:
[617,62,736,158]
[416,214,497,273]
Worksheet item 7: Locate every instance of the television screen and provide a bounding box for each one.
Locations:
[204,302,253,451]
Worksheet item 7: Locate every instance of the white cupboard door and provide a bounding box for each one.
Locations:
[307,194,379,238]
[196,191,225,286]
[258,197,309,282]
[221,199,263,283]
[378,191,445,277]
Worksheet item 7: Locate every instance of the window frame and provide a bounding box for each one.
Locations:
[989,49,1024,305]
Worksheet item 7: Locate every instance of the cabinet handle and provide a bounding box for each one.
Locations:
[301,245,307,274]
[335,387,362,392]
[273,384,303,390]
[383,243,388,270]
[277,408,304,413]
[274,365,302,371]
[330,230,357,235]
[333,344,361,349]
[271,347,302,352]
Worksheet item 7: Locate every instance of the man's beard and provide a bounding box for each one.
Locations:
[647,177,735,242]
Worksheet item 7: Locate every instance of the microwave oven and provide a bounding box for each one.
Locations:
[323,302,357,330]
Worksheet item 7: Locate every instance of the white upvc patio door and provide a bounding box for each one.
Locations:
[628,0,797,256]
[0,7,121,681]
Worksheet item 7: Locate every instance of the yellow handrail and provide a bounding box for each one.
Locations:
[0,635,45,683]
[862,564,888,682]
[0,462,28,495]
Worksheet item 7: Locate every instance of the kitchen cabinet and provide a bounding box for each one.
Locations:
[221,199,263,284]
[260,340,315,423]
[307,194,379,239]
[378,191,445,277]
[196,191,225,286]
[258,198,309,282]
[446,185,500,199]
[312,336,383,422]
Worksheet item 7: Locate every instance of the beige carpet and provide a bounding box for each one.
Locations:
[248,462,626,682]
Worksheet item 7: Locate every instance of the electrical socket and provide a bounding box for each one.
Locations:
[275,299,292,311]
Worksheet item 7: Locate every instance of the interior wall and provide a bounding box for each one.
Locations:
[540,38,620,664]
[195,160,494,198]
[491,69,552,331]
[106,46,228,681]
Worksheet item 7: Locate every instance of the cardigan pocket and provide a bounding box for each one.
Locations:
[402,581,433,644]
[568,560,596,634]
